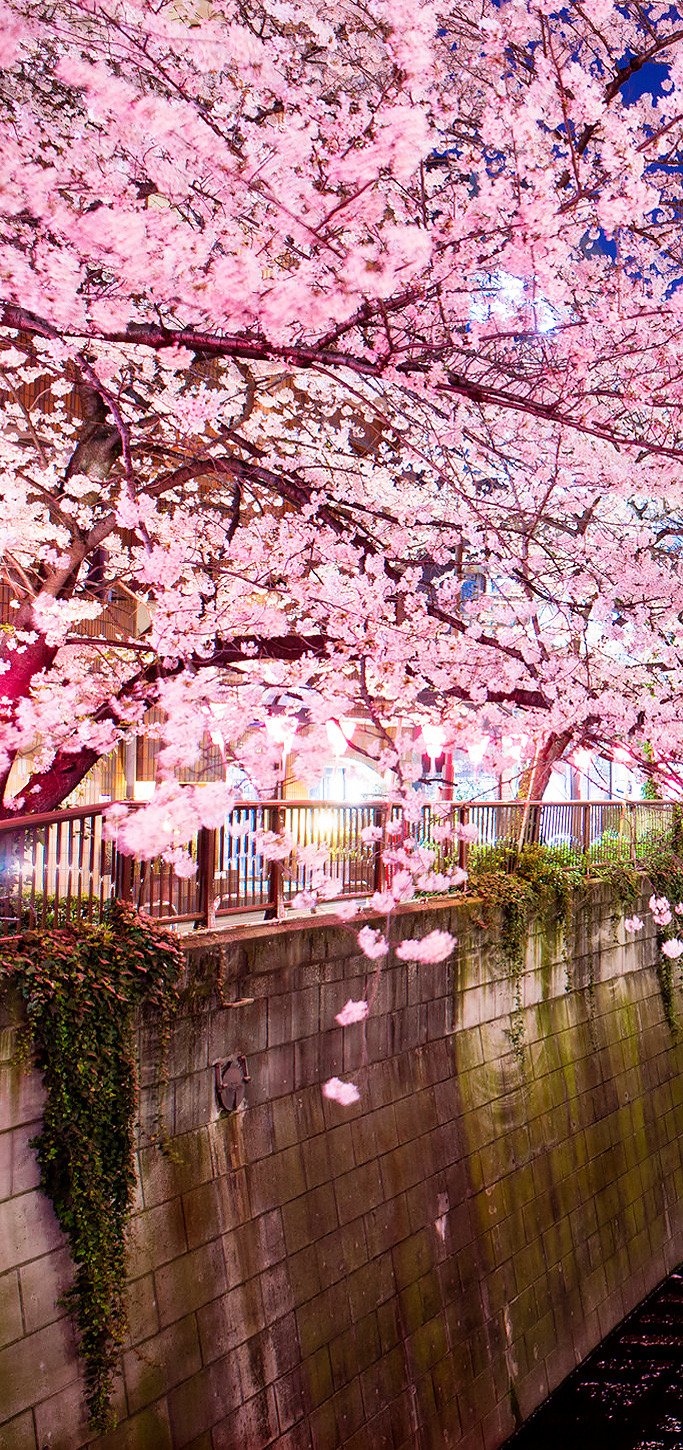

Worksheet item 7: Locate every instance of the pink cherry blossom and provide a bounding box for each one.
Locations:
[432,824,454,844]
[416,872,452,893]
[662,939,683,960]
[254,830,294,862]
[649,896,673,928]
[395,930,456,963]
[389,870,416,904]
[322,1078,360,1106]
[369,890,396,914]
[291,890,318,910]
[2,0,683,854]
[334,900,361,922]
[360,825,383,845]
[357,926,389,960]
[296,843,330,869]
[162,848,197,879]
[335,999,369,1026]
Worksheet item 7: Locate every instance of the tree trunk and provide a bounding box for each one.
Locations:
[516,730,574,845]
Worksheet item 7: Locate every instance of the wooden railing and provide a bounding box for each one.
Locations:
[0,798,675,933]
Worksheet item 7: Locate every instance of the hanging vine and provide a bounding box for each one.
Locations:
[0,901,182,1433]
[465,830,683,1047]
[464,845,582,1069]
[640,839,683,1036]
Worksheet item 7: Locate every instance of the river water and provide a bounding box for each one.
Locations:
[502,1268,683,1450]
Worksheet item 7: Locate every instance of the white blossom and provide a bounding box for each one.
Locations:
[357,926,389,960]
[322,1077,360,1106]
[395,930,456,963]
[335,998,369,1026]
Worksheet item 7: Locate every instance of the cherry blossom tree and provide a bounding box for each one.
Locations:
[2,0,683,834]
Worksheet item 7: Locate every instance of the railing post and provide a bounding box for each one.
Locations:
[372,805,385,894]
[458,806,469,875]
[195,828,217,930]
[517,794,531,852]
[114,847,133,904]
[0,828,22,931]
[582,802,591,857]
[265,804,285,921]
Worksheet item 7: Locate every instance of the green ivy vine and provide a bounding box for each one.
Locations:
[0,901,182,1433]
[465,845,583,1070]
[600,860,640,931]
[461,823,683,1046]
[639,835,683,1035]
[467,844,581,963]
[601,858,681,1034]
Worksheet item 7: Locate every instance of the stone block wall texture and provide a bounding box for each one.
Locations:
[2,883,683,1449]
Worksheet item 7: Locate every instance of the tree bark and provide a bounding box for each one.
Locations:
[515,730,574,845]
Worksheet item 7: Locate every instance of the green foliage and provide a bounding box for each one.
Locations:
[474,828,683,1039]
[0,902,182,1433]
[588,825,683,1034]
[658,952,677,1036]
[643,842,683,908]
[671,804,683,855]
[464,845,583,1071]
[642,777,662,800]
[466,868,534,976]
[467,844,582,964]
[16,889,90,930]
[599,860,639,910]
[597,860,640,935]
[431,816,683,1047]
[639,838,683,1036]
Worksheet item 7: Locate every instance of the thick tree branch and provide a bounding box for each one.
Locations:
[5,303,683,464]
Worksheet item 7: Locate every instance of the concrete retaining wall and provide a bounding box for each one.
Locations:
[2,884,683,1449]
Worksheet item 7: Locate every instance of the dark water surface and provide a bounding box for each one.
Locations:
[502,1268,683,1450]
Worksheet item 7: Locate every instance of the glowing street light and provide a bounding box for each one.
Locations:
[466,734,490,769]
[421,723,445,758]
[326,718,356,756]
[265,715,299,754]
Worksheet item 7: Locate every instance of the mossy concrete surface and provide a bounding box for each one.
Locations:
[0,884,681,1449]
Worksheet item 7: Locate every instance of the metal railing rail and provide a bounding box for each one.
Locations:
[0,798,675,933]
